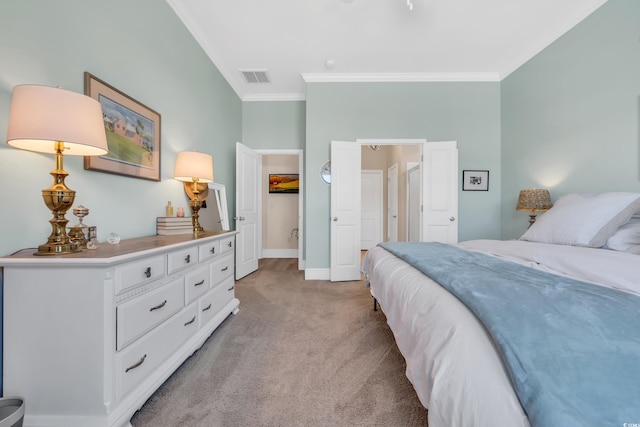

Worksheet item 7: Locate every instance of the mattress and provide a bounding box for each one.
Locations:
[361,239,640,427]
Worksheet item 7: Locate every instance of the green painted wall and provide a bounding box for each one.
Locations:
[242,101,305,150]
[0,0,241,256]
[501,0,640,238]
[305,82,502,268]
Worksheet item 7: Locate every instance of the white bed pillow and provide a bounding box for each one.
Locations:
[627,245,640,255]
[520,192,640,247]
[605,218,640,251]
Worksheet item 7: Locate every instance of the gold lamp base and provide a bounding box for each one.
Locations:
[35,148,81,256]
[183,181,209,234]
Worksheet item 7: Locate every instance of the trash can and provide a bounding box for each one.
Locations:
[0,397,24,427]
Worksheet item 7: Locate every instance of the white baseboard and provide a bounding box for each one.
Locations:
[262,249,298,258]
[304,268,330,280]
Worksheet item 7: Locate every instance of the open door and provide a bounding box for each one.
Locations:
[387,163,398,242]
[422,141,458,243]
[407,164,421,241]
[361,170,383,250]
[330,141,361,281]
[235,142,260,279]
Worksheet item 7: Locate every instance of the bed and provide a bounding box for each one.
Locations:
[361,192,640,427]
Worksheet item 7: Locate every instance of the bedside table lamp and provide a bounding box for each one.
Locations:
[516,188,552,228]
[6,85,108,255]
[173,151,214,234]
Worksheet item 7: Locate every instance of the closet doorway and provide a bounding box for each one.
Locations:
[235,143,304,280]
[330,139,458,281]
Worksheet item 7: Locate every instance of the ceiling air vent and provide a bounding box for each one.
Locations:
[240,69,271,84]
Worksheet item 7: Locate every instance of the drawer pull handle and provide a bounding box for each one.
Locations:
[210,247,215,254]
[221,266,229,272]
[125,354,147,373]
[144,267,151,278]
[228,286,235,291]
[184,316,196,326]
[227,241,232,248]
[194,279,205,287]
[149,300,167,312]
[185,254,191,263]
[203,303,212,311]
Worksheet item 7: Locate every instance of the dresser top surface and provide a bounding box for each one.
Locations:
[1,230,237,267]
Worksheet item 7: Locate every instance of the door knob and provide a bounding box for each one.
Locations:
[332,217,338,222]
[450,217,456,222]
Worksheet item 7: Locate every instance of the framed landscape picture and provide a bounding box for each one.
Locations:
[462,170,489,191]
[269,174,299,193]
[83,72,161,181]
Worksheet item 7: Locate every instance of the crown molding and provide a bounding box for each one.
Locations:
[301,72,501,83]
[242,93,306,102]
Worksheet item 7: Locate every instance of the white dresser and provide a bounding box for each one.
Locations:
[1,231,239,427]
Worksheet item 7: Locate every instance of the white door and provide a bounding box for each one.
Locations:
[422,141,458,243]
[407,164,421,242]
[361,170,383,250]
[330,141,361,281]
[387,163,398,242]
[235,142,260,279]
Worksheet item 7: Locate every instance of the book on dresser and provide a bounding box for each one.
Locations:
[156,217,193,235]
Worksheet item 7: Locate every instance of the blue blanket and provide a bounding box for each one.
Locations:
[379,241,640,427]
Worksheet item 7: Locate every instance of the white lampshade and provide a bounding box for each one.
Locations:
[6,85,108,156]
[174,151,214,183]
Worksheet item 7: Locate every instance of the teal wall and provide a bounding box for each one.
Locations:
[0,0,241,256]
[1,0,637,266]
[242,101,306,150]
[501,0,640,238]
[305,82,502,268]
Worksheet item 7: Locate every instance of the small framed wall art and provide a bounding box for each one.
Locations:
[83,72,161,181]
[269,174,299,193]
[462,170,489,191]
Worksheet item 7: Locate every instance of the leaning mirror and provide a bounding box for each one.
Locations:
[198,182,230,231]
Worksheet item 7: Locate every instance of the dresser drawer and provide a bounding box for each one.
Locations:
[115,255,165,294]
[167,246,199,274]
[211,253,234,288]
[116,278,185,350]
[115,303,199,401]
[220,236,234,254]
[184,263,211,305]
[199,276,235,328]
[198,239,220,262]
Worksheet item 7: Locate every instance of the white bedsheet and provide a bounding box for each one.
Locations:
[361,240,640,427]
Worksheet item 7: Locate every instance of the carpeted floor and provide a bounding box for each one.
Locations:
[131,259,428,426]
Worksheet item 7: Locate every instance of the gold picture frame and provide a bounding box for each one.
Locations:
[83,72,161,181]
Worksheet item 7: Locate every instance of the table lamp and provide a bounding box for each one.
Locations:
[516,188,552,227]
[173,151,214,234]
[6,84,108,255]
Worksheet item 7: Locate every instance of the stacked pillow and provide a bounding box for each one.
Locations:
[519,192,640,252]
[605,218,640,253]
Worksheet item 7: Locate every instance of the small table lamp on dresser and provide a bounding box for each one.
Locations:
[516,188,553,228]
[173,151,214,234]
[5,84,108,255]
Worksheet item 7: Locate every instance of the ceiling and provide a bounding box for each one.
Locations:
[167,0,608,102]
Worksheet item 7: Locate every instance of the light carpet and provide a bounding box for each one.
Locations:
[131,259,428,426]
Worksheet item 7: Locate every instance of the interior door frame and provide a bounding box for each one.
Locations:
[256,148,305,270]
